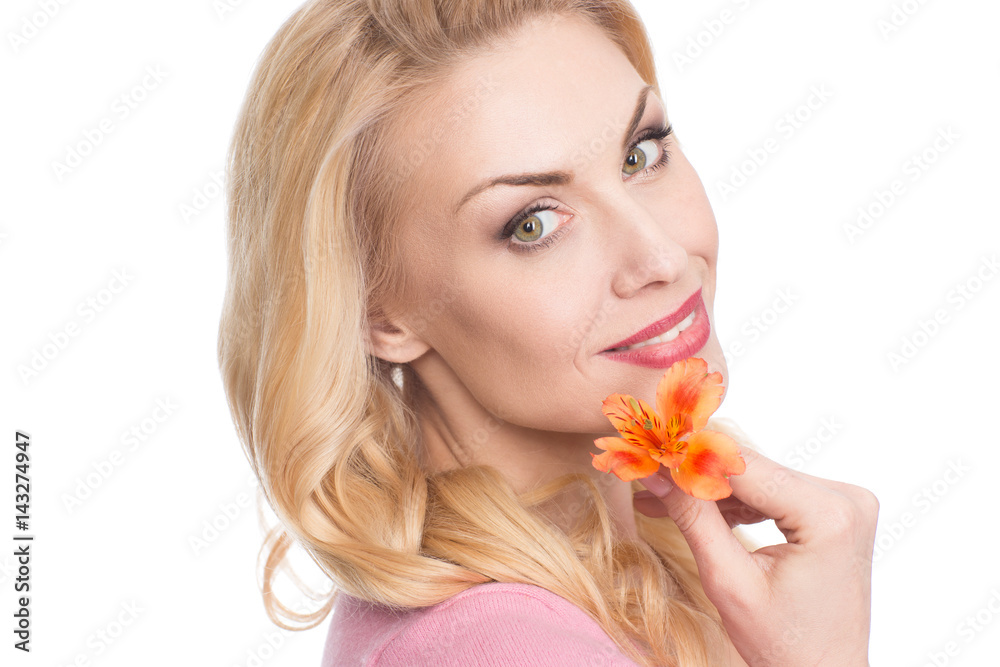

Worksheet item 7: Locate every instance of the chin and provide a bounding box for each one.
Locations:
[700,336,730,396]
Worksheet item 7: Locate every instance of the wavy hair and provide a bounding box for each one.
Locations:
[217,1,755,664]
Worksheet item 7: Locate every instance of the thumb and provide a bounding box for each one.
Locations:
[638,470,753,579]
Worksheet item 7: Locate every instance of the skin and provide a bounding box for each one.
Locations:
[371,10,727,540]
[369,12,877,666]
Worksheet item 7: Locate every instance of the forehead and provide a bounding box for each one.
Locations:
[390,13,653,214]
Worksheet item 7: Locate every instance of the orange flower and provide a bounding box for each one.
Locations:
[590,357,746,501]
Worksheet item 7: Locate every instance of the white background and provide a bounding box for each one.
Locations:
[2,0,997,665]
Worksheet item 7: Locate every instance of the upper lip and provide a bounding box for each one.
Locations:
[602,288,703,352]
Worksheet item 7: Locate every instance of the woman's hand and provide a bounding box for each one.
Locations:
[632,447,878,666]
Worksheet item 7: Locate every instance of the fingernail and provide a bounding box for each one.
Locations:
[639,472,673,498]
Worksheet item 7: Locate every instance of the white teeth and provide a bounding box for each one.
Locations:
[611,310,696,352]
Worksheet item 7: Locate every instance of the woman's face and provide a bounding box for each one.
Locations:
[377,12,727,438]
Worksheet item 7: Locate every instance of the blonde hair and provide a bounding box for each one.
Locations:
[218,1,750,664]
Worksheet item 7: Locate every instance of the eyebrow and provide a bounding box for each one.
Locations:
[452,84,656,215]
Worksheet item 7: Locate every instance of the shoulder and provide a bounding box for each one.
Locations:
[321,582,641,666]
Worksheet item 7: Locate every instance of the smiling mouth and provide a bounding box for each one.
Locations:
[605,309,697,352]
[602,288,702,353]
[598,290,711,369]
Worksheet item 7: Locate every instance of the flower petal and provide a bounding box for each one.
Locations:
[600,393,665,451]
[649,447,685,470]
[655,357,725,433]
[591,436,660,482]
[668,429,746,501]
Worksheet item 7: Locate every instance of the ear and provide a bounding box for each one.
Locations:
[366,316,431,364]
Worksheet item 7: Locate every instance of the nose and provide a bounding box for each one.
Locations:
[605,194,688,299]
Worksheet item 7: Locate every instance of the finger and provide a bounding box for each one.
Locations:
[731,447,870,546]
[784,466,872,503]
[721,505,769,529]
[634,491,767,527]
[709,417,861,512]
[638,471,755,578]
[725,447,829,532]
[633,491,669,517]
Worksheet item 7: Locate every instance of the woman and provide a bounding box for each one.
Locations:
[217,1,879,664]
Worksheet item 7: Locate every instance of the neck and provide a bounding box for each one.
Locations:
[408,351,640,542]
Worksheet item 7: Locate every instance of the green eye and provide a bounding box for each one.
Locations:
[513,209,556,243]
[623,139,659,176]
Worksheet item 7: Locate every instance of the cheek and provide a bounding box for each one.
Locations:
[445,279,586,368]
[401,214,587,372]
[429,276,604,426]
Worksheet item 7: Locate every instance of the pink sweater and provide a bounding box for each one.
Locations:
[320,582,644,666]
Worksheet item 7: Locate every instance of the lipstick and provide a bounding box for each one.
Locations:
[599,289,711,369]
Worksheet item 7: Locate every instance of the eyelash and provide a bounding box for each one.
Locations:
[501,123,674,254]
